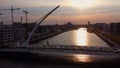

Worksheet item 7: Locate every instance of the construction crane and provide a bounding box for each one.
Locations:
[23,9,29,23]
[20,16,23,23]
[0,13,3,22]
[0,6,20,24]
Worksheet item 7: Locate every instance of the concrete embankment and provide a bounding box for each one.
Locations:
[95,32,120,47]
[30,28,78,43]
[30,32,64,43]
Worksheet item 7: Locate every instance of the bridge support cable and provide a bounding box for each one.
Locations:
[23,5,60,47]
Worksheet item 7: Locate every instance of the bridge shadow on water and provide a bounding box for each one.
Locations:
[0,51,120,68]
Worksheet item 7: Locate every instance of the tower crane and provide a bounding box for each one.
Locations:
[23,9,29,23]
[0,13,3,22]
[0,6,20,24]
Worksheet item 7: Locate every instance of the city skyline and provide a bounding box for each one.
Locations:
[0,0,120,25]
[0,0,120,66]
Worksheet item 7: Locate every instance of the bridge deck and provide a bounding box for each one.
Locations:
[1,45,120,58]
[0,45,120,53]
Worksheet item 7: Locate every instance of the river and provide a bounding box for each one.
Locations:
[37,27,109,47]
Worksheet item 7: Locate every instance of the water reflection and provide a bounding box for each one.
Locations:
[71,54,116,63]
[75,28,87,46]
[73,54,91,62]
[38,27,109,47]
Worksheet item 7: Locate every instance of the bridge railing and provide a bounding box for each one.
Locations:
[1,45,120,53]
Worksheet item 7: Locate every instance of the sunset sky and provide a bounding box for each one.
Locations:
[0,0,120,25]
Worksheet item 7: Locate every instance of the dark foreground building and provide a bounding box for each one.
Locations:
[0,24,25,47]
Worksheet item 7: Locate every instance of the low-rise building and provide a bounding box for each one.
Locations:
[0,25,25,47]
[116,23,120,35]
[94,22,120,36]
[110,23,120,35]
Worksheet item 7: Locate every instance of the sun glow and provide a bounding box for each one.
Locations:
[70,0,98,8]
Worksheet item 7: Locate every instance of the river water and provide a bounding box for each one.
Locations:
[38,28,109,47]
